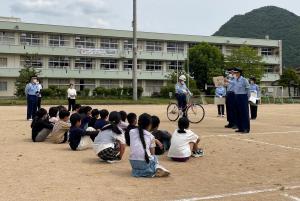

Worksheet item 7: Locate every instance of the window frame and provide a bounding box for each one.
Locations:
[74,57,95,70]
[146,61,162,71]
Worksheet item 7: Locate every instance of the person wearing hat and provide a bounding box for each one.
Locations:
[175,75,192,114]
[249,77,260,120]
[25,76,39,121]
[233,68,250,133]
[224,68,237,129]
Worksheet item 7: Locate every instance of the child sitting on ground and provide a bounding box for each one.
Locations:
[49,110,71,144]
[151,115,171,155]
[79,106,92,130]
[88,109,100,128]
[31,108,54,142]
[125,113,137,146]
[94,109,109,130]
[93,111,126,163]
[119,111,129,131]
[48,106,59,124]
[69,113,99,151]
[168,117,204,162]
[129,113,170,178]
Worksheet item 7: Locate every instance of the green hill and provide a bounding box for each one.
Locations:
[214,6,300,68]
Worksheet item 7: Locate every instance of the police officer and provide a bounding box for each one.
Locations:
[233,68,250,133]
[224,68,237,129]
[249,77,260,120]
[25,76,39,120]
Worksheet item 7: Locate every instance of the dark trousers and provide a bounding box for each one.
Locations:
[175,93,187,110]
[250,101,258,119]
[235,94,250,132]
[217,105,225,115]
[37,97,42,110]
[27,95,38,120]
[68,98,76,111]
[225,92,236,126]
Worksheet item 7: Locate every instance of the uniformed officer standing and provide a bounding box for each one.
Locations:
[224,68,237,129]
[233,68,250,133]
[25,76,39,120]
[249,77,260,120]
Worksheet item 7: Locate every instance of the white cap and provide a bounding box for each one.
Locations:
[179,75,186,81]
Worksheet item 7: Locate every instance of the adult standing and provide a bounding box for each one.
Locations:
[224,69,237,129]
[249,77,260,120]
[67,83,77,112]
[36,79,43,110]
[215,85,226,117]
[233,68,250,134]
[25,76,39,121]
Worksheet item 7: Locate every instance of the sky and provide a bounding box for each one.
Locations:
[0,0,300,36]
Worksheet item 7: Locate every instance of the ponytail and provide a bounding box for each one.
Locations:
[137,113,152,164]
[101,111,122,134]
[138,127,149,163]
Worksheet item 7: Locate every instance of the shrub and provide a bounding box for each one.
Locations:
[160,85,175,98]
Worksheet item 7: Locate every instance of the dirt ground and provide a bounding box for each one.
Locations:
[0,104,299,201]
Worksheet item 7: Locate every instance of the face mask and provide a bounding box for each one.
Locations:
[233,75,237,79]
[32,79,37,83]
[180,81,185,84]
[250,81,254,84]
[228,74,233,78]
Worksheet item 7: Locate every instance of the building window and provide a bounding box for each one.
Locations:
[99,80,120,89]
[74,57,95,70]
[20,33,42,46]
[167,42,184,53]
[123,60,142,70]
[49,57,70,68]
[100,59,118,70]
[75,79,96,91]
[146,41,162,52]
[0,32,15,45]
[0,81,7,91]
[123,80,142,87]
[188,43,198,48]
[124,40,133,51]
[48,79,69,89]
[167,61,184,71]
[146,61,162,71]
[145,80,163,94]
[75,36,96,48]
[261,48,273,56]
[0,58,7,67]
[100,38,119,50]
[20,55,43,68]
[49,35,70,47]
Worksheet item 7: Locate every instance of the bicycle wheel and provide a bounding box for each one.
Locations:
[186,104,205,123]
[167,103,180,122]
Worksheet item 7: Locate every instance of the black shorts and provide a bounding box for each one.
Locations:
[98,142,120,161]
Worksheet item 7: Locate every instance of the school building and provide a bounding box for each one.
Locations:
[0,17,282,97]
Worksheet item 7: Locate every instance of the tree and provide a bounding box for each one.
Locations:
[15,54,40,97]
[278,68,300,97]
[225,46,265,81]
[189,42,224,91]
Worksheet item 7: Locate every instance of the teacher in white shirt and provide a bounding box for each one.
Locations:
[67,83,77,112]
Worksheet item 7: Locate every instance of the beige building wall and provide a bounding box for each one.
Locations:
[0,78,16,97]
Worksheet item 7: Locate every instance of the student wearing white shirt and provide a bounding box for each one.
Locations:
[67,84,77,112]
[36,79,43,110]
[129,113,170,178]
[168,117,204,162]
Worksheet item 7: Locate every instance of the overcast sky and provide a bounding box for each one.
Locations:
[0,0,300,36]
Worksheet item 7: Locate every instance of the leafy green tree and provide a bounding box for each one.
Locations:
[278,68,300,97]
[189,42,224,91]
[225,46,265,81]
[15,54,40,97]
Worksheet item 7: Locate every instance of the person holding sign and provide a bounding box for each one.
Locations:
[215,85,226,117]
[249,77,260,120]
[67,83,77,112]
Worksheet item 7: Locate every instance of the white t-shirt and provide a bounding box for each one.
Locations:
[129,128,156,161]
[168,129,199,158]
[67,88,77,99]
[93,126,125,154]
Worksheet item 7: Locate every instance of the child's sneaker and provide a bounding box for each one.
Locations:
[192,149,204,157]
[154,165,170,177]
[105,160,121,164]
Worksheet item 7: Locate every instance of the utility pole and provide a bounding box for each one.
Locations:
[132,0,138,101]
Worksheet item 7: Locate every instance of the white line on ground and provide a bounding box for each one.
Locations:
[282,193,300,201]
[228,136,300,151]
[173,185,300,201]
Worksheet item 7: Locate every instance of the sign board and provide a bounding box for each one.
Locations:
[213,76,225,87]
[78,48,118,56]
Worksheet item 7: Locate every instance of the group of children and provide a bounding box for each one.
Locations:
[30,104,204,178]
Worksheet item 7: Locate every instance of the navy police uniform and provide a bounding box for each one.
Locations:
[233,69,250,133]
[225,73,237,128]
